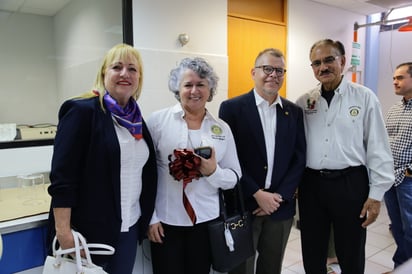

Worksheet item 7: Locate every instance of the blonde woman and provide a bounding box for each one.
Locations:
[47,44,157,273]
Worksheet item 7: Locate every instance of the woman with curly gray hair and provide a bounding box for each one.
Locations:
[146,57,242,274]
[168,57,218,102]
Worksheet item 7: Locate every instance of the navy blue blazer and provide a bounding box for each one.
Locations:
[219,90,306,221]
[47,96,157,256]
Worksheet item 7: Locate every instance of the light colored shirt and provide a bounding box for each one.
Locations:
[114,119,149,232]
[146,103,242,226]
[254,89,282,189]
[386,98,412,186]
[393,257,412,274]
[296,77,394,201]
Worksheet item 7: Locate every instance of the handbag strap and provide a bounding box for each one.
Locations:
[53,230,115,256]
[84,243,115,255]
[74,229,92,270]
[53,229,86,272]
[53,230,115,271]
[218,168,247,221]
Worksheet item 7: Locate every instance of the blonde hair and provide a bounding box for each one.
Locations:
[76,43,144,110]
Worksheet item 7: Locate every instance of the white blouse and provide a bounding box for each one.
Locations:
[147,104,242,226]
[113,119,149,232]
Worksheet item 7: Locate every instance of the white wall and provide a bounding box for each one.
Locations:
[287,0,367,102]
[133,0,228,118]
[377,30,412,117]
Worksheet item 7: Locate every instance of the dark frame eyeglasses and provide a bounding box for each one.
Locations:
[310,55,340,67]
[255,65,286,76]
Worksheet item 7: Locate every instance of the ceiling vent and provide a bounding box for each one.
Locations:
[366,0,412,10]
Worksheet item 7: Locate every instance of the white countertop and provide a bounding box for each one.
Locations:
[0,213,48,234]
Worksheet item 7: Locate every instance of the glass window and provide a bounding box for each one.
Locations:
[380,5,412,31]
[0,0,129,145]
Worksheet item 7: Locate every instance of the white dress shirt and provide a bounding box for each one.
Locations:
[254,89,282,189]
[296,77,394,201]
[146,104,242,226]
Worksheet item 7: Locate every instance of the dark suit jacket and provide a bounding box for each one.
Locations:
[219,90,306,221]
[47,96,157,260]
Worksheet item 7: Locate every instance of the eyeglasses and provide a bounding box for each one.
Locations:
[310,55,340,67]
[255,65,287,76]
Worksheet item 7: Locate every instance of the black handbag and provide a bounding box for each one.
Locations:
[208,170,255,272]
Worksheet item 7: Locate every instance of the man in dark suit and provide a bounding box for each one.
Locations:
[219,48,306,274]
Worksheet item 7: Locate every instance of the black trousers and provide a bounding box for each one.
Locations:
[150,222,212,274]
[298,166,369,274]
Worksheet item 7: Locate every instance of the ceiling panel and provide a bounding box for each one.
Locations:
[367,0,412,10]
[308,0,411,15]
[0,0,71,16]
[0,0,411,17]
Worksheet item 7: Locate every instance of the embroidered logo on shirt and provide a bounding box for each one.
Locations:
[211,125,225,140]
[306,98,316,110]
[211,125,222,135]
[349,106,361,117]
[304,92,320,114]
[307,91,320,109]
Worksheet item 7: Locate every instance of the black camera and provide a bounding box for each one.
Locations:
[194,146,212,159]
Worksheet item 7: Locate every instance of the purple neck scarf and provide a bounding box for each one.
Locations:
[103,92,143,140]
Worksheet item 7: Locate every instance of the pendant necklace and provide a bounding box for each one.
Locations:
[188,129,202,149]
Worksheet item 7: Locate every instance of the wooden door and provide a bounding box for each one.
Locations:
[228,0,287,98]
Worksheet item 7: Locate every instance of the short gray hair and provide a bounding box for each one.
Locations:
[168,57,219,102]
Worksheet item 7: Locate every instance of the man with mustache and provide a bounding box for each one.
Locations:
[219,48,306,274]
[295,39,394,274]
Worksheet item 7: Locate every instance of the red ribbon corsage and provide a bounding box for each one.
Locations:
[168,149,202,184]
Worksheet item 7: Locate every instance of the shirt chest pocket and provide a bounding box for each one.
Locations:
[335,107,363,132]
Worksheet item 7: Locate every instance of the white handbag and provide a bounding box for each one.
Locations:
[42,229,115,274]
